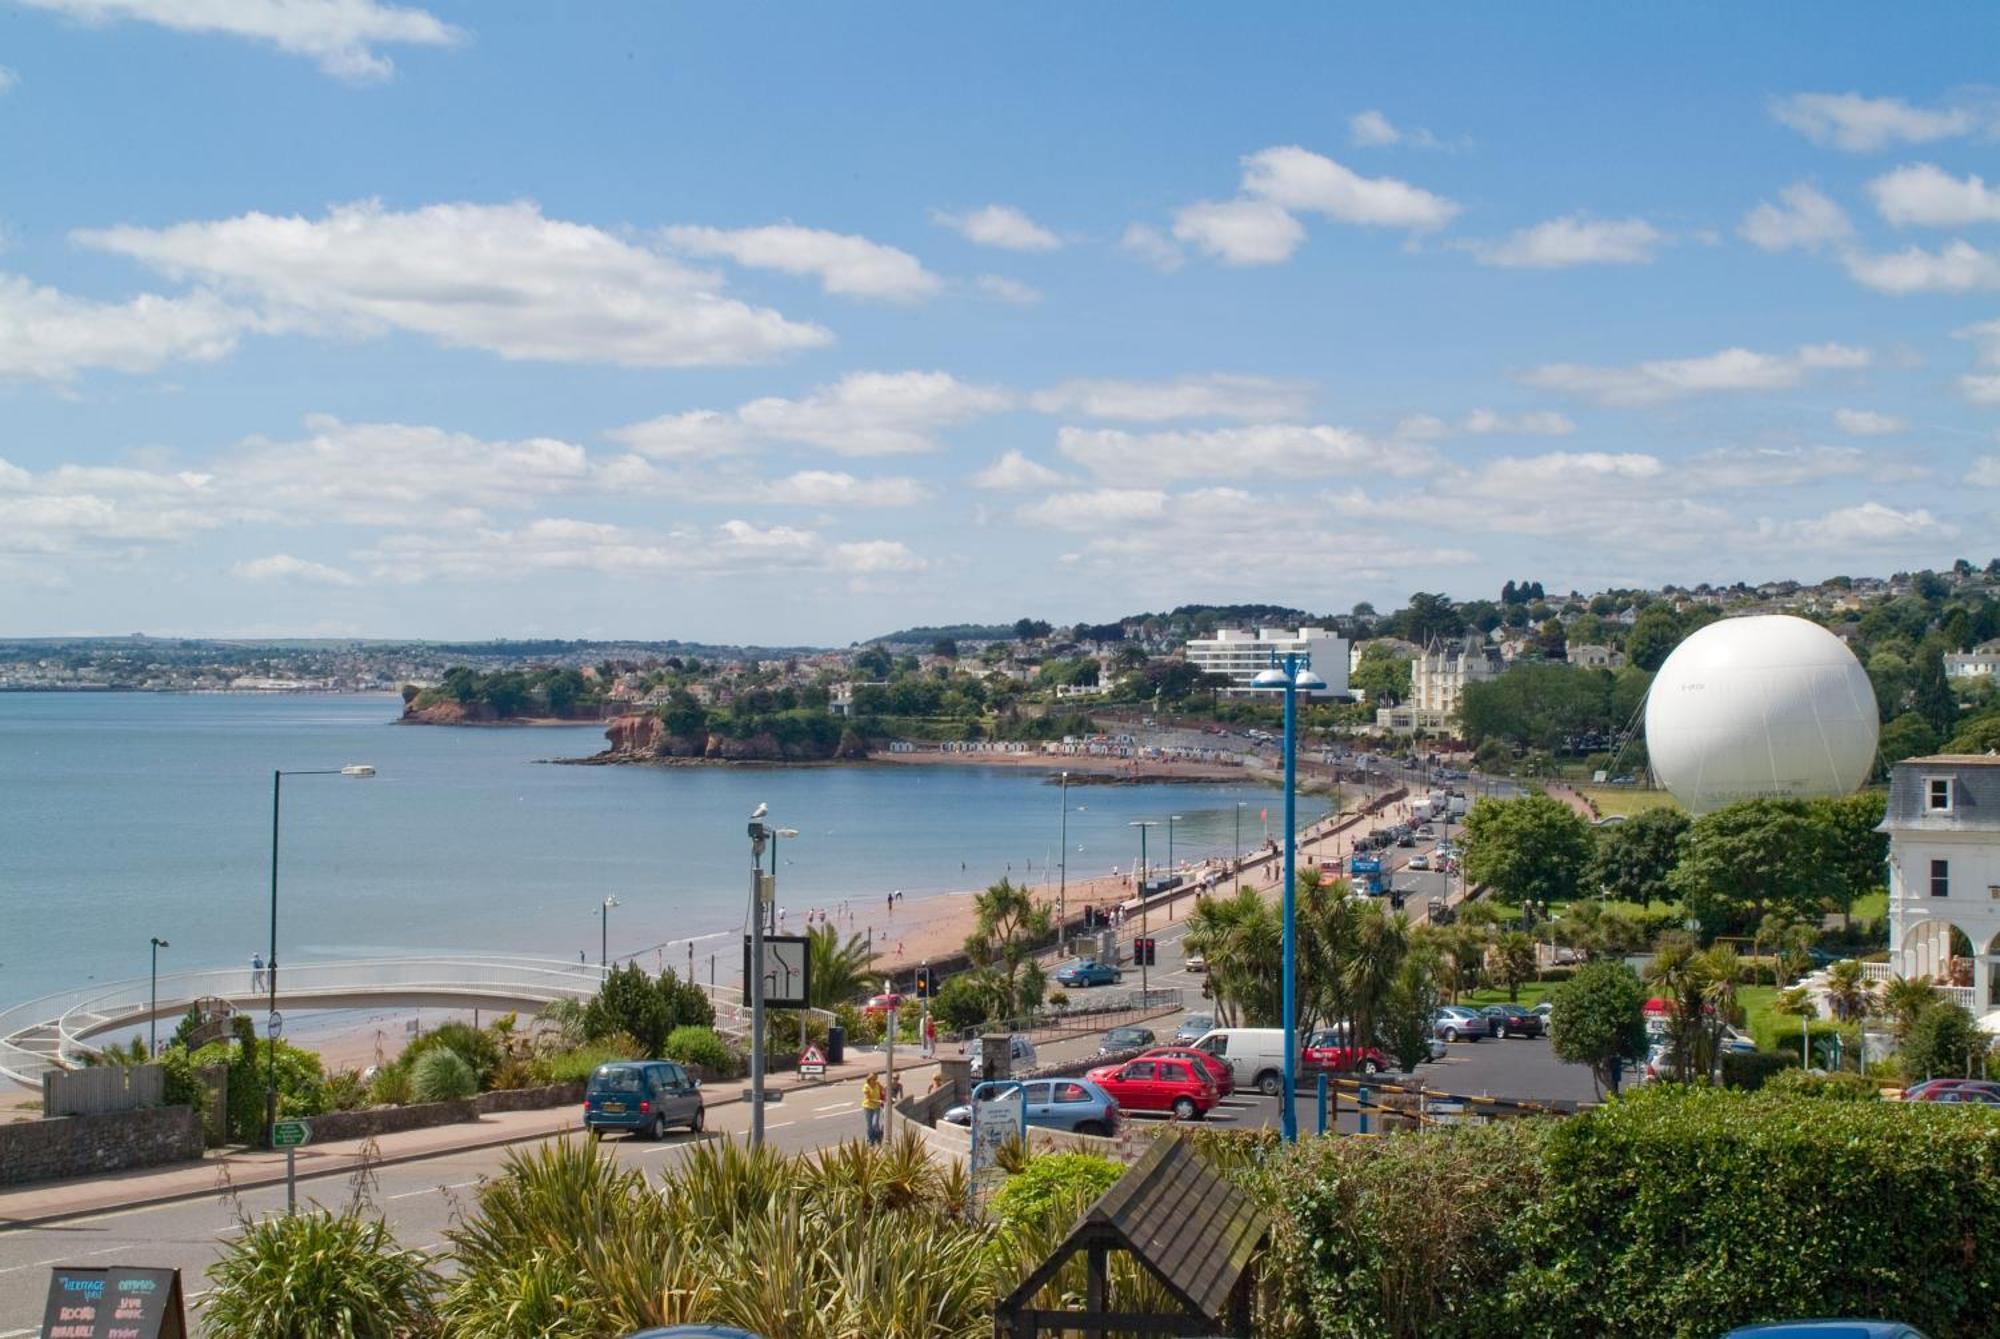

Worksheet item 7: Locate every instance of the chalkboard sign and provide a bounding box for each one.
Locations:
[41,1266,185,1339]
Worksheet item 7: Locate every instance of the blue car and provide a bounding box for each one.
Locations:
[1055,959,1123,988]
[583,1061,705,1140]
[943,1077,1121,1136]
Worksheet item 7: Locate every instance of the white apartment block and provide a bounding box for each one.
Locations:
[1881,755,2000,1015]
[1184,627,1350,698]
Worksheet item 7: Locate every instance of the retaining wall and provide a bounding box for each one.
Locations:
[0,1106,203,1187]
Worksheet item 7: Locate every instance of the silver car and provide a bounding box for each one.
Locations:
[1174,1013,1215,1045]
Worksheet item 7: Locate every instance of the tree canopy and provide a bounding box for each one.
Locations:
[1461,793,1597,906]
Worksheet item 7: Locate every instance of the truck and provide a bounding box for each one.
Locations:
[1349,853,1386,896]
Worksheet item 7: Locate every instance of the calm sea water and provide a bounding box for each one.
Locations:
[0,694,1315,1005]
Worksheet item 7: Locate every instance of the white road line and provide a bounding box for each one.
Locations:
[763,1121,796,1130]
[4,1326,42,1337]
[813,1101,857,1114]
[0,1257,70,1277]
[386,1179,479,1201]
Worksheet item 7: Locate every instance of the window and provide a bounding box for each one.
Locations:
[1927,777,1954,813]
[1124,1062,1156,1081]
[1159,1062,1187,1082]
[1197,1035,1226,1056]
[1056,1083,1090,1103]
[1025,1083,1052,1104]
[1931,858,1950,898]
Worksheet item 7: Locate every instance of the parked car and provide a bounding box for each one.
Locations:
[1395,831,1417,847]
[967,1033,1038,1078]
[1930,1088,2000,1105]
[942,1077,1122,1135]
[1407,853,1431,871]
[1086,1055,1218,1120]
[583,1061,705,1141]
[1189,1026,1294,1096]
[1100,1025,1156,1055]
[1055,958,1123,988]
[1479,1003,1544,1038]
[1184,952,1207,973]
[1301,1028,1390,1075]
[1174,1013,1215,1045]
[1137,1045,1235,1097]
[1723,1323,1931,1338]
[1432,1006,1486,1043]
[1903,1077,2000,1101]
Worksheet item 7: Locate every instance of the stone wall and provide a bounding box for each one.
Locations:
[474,1082,583,1114]
[307,1098,479,1143]
[0,1106,203,1187]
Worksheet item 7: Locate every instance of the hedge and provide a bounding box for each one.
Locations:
[1718,1049,1797,1091]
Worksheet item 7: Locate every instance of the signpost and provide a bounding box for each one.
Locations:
[40,1266,186,1339]
[797,1043,826,1079]
[271,1119,311,1214]
[742,933,811,1010]
[968,1081,1027,1214]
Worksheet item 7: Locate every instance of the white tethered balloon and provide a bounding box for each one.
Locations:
[1643,614,1879,815]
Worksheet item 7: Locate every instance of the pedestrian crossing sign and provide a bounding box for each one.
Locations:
[798,1044,826,1078]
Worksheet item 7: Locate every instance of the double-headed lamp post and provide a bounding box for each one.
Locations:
[148,937,170,1056]
[1167,814,1182,880]
[1129,820,1158,997]
[1058,770,1070,937]
[600,896,620,969]
[744,804,798,1148]
[267,764,374,1147]
[1251,651,1326,1143]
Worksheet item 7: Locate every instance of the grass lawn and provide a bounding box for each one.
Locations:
[1849,890,1887,922]
[1576,785,1683,818]
[1461,980,1561,1008]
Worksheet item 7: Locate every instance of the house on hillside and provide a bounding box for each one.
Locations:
[1880,754,2000,1016]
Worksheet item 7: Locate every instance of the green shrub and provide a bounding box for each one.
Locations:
[1903,1000,1995,1082]
[368,1061,413,1107]
[664,1025,736,1076]
[991,1153,1124,1233]
[1534,965,1576,984]
[202,1207,440,1338]
[155,1048,209,1120]
[529,1040,641,1086]
[1718,1049,1797,1091]
[1766,1021,1854,1067]
[322,1069,370,1111]
[191,1037,327,1141]
[410,1048,478,1104]
[405,1021,503,1090]
[1762,1067,1881,1100]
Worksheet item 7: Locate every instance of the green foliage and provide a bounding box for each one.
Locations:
[807,922,876,1009]
[1717,1049,1797,1091]
[1670,799,1827,933]
[1458,663,1644,754]
[1903,1000,1994,1082]
[202,1207,441,1338]
[930,970,1005,1032]
[1549,962,1648,1096]
[663,1025,735,1076]
[528,1040,643,1087]
[1350,642,1413,705]
[1761,1067,1880,1100]
[963,878,1053,1014]
[1461,793,1595,906]
[405,1021,503,1091]
[990,1152,1124,1234]
[1624,605,1682,672]
[1381,956,1441,1072]
[583,963,713,1058]
[412,664,605,719]
[1588,805,1688,905]
[410,1047,479,1103]
[368,1061,414,1107]
[192,1036,327,1141]
[155,1047,209,1120]
[1878,710,1940,767]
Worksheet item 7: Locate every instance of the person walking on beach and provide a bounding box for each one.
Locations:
[250,952,265,993]
[861,1071,885,1145]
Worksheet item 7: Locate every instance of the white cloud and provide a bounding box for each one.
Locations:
[16,0,461,81]
[611,370,1011,460]
[763,471,930,508]
[1239,145,1460,230]
[229,553,358,586]
[1770,92,1981,152]
[972,449,1069,491]
[1170,198,1305,266]
[1017,487,1169,530]
[1056,423,1432,483]
[1472,216,1664,269]
[0,65,16,93]
[1965,456,2000,487]
[76,200,830,367]
[1843,240,2000,294]
[1117,223,1184,272]
[1832,408,1906,436]
[0,455,226,555]
[931,204,1061,252]
[1348,109,1439,149]
[1739,182,1853,252]
[1760,501,1957,547]
[974,274,1042,305]
[0,272,253,383]
[604,410,751,461]
[1954,318,2000,403]
[660,223,941,302]
[1866,162,2000,227]
[1683,445,1866,489]
[1458,409,1576,437]
[1030,374,1312,423]
[1522,343,1871,407]
[831,539,927,573]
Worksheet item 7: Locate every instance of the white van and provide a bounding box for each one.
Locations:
[1190,1027,1292,1097]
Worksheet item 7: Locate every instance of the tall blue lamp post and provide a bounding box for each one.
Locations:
[1252,651,1326,1142]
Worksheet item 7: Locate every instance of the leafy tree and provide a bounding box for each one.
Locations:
[1902,1000,1992,1081]
[1913,644,1959,736]
[1668,799,1827,933]
[931,638,959,659]
[1184,887,1282,1026]
[1550,961,1649,1096]
[1401,592,1465,646]
[1350,642,1414,704]
[1880,976,1938,1042]
[930,970,1004,1032]
[1588,805,1689,905]
[1625,606,1682,672]
[585,962,670,1057]
[1493,931,1537,1002]
[1809,792,1888,925]
[1013,618,1053,641]
[1877,711,1940,767]
[1380,956,1442,1072]
[1461,793,1596,906]
[1945,712,2000,754]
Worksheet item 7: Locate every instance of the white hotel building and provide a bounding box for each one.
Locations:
[1183,627,1350,699]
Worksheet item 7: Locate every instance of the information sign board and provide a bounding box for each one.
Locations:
[41,1266,186,1339]
[271,1119,311,1148]
[742,933,811,1009]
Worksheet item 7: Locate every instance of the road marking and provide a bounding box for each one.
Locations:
[0,1257,70,1277]
[813,1101,856,1115]
[387,1179,479,1200]
[763,1121,796,1130]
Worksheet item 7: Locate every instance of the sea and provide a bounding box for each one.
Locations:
[0,693,1319,1008]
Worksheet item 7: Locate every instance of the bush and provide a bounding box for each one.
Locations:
[529,1040,641,1087]
[202,1207,440,1338]
[1718,1049,1797,1091]
[664,1025,736,1076]
[1534,965,1576,984]
[405,1021,503,1090]
[155,1048,209,1121]
[191,1037,327,1141]
[990,1153,1124,1234]
[1762,1067,1880,1100]
[409,1048,478,1104]
[368,1061,413,1107]
[1903,999,1995,1082]
[1766,1021,1852,1066]
[322,1069,370,1111]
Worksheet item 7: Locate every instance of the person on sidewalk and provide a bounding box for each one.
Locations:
[861,1071,885,1145]
[250,952,265,993]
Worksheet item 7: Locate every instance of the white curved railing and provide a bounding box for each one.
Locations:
[0,954,748,1088]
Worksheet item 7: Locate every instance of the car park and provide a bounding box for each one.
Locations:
[1099,1025,1156,1055]
[583,1061,705,1141]
[1174,1013,1215,1044]
[942,1077,1121,1136]
[1136,1044,1235,1097]
[1055,958,1123,988]
[1433,1006,1486,1043]
[1086,1055,1218,1120]
[1479,1003,1544,1038]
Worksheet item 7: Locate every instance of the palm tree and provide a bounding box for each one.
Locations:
[1753,912,1793,988]
[1344,906,1410,1050]
[1493,931,1537,1002]
[1184,888,1281,1025]
[962,878,1051,1008]
[1823,959,1875,1025]
[1646,933,1706,1084]
[807,923,877,1009]
[1881,975,1936,1042]
[1694,944,1742,1081]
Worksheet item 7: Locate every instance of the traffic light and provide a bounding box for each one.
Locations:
[913,964,933,999]
[1134,937,1156,966]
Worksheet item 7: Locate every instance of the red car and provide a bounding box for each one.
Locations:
[1301,1029,1390,1075]
[1904,1078,2000,1102]
[1136,1045,1235,1098]
[1086,1056,1219,1120]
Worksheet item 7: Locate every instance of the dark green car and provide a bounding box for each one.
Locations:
[583,1061,705,1140]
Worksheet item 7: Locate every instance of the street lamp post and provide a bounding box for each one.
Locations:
[767,826,799,933]
[747,806,769,1147]
[600,896,620,969]
[148,937,169,1056]
[266,764,374,1147]
[1167,814,1182,882]
[1058,771,1070,940]
[1129,820,1158,998]
[1234,802,1246,880]
[1252,652,1326,1143]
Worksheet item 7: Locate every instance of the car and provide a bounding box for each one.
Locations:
[1426,1037,1449,1062]
[1086,1055,1218,1120]
[1407,853,1430,871]
[1396,831,1417,847]
[1100,1025,1156,1055]
[941,1077,1121,1136]
[1930,1088,2000,1105]
[1478,1003,1544,1038]
[1301,1028,1390,1075]
[1189,1026,1294,1096]
[1174,1013,1216,1045]
[1433,1006,1485,1043]
[967,1032,1038,1078]
[1055,958,1123,988]
[1136,1045,1235,1097]
[1902,1077,2000,1101]
[1722,1323,1932,1338]
[1184,952,1207,973]
[582,1061,705,1141]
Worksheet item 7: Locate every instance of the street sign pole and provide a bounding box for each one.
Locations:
[270,1119,311,1213]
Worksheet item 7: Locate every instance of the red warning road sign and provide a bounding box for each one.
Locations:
[798,1044,826,1078]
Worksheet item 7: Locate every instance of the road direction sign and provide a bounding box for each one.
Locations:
[743,933,811,1009]
[797,1044,826,1078]
[271,1119,311,1149]
[266,1011,283,1039]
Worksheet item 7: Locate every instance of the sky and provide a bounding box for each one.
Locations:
[2,2,1997,644]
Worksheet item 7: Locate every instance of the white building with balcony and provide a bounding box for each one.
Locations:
[1184,627,1349,698]
[1881,754,2000,1016]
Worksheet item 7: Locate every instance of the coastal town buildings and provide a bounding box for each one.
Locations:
[1183,627,1350,698]
[1881,754,2000,1013]
[1946,642,2000,682]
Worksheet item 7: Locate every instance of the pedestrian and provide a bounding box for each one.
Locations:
[250,952,264,993]
[923,1013,937,1056]
[887,891,894,914]
[861,1071,885,1145]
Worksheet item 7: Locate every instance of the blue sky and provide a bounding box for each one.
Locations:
[2,2,1996,643]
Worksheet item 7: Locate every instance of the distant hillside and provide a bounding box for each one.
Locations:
[867,624,1017,645]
